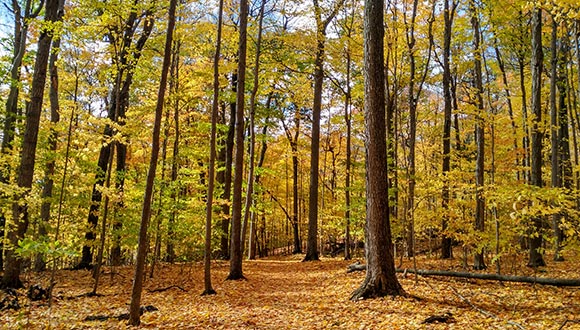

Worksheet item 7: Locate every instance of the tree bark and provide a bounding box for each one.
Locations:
[304,0,343,262]
[528,6,546,268]
[36,1,64,271]
[227,0,248,280]
[241,0,266,257]
[441,0,457,260]
[201,0,223,296]
[470,0,486,270]
[555,30,571,261]
[166,40,181,263]
[217,74,237,260]
[128,0,176,324]
[2,0,59,289]
[350,0,404,300]
[0,0,42,273]
[549,16,563,262]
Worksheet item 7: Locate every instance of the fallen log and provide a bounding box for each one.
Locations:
[346,263,580,287]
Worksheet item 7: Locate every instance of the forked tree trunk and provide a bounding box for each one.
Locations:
[80,6,155,268]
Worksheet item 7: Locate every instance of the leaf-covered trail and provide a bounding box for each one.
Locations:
[2,254,579,329]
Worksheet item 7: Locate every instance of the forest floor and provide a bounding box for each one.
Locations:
[1,251,580,329]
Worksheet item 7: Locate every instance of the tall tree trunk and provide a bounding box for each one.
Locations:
[549,17,562,261]
[35,0,65,271]
[218,74,237,260]
[304,0,342,262]
[0,0,42,272]
[385,1,399,223]
[227,0,248,280]
[166,39,181,263]
[128,0,176,324]
[250,113,271,260]
[528,6,546,268]
[405,0,433,259]
[351,0,404,299]
[441,0,456,259]
[201,0,223,295]
[304,0,325,262]
[1,0,60,289]
[344,19,353,261]
[555,29,571,261]
[518,10,531,184]
[241,0,266,256]
[470,0,486,270]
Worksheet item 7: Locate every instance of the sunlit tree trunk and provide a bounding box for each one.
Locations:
[350,0,404,299]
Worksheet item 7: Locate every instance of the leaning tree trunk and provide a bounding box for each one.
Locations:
[1,0,59,289]
[128,0,176,324]
[350,0,404,300]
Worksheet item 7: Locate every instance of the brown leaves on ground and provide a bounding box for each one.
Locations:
[1,253,580,329]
